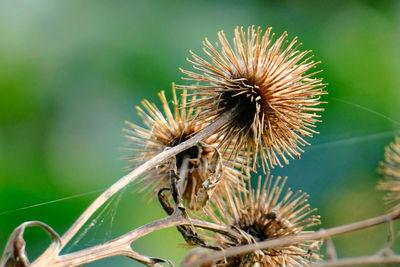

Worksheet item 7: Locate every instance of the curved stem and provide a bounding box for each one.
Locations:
[182,209,400,267]
[33,110,236,266]
[39,213,239,267]
[43,214,183,267]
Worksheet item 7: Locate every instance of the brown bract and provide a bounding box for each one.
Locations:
[123,86,243,210]
[203,175,321,266]
[178,26,326,171]
[377,136,400,210]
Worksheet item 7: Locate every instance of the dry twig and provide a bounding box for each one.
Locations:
[27,110,236,266]
[35,212,241,267]
[182,208,400,267]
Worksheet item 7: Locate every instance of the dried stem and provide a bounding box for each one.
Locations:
[313,221,398,266]
[326,237,337,260]
[182,208,400,267]
[33,109,236,266]
[37,211,240,267]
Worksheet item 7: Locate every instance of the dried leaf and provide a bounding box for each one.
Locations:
[196,173,222,209]
[0,221,60,267]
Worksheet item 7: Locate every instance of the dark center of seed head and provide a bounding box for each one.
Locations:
[242,222,269,242]
[172,135,201,169]
[224,80,261,127]
[176,146,199,169]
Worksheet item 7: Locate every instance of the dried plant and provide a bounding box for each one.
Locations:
[201,175,321,266]
[123,86,244,209]
[2,25,400,267]
[377,136,400,209]
[178,26,326,171]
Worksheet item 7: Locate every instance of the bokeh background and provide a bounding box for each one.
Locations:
[1,0,400,266]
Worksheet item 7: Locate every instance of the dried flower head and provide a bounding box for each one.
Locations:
[123,85,243,209]
[203,175,321,266]
[178,26,326,171]
[377,136,400,209]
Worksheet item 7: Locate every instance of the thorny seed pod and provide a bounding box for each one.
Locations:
[178,26,326,171]
[377,136,400,209]
[202,175,321,266]
[123,85,244,210]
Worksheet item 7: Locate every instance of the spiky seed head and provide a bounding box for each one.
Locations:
[377,136,400,209]
[123,85,243,210]
[178,26,326,171]
[203,175,321,266]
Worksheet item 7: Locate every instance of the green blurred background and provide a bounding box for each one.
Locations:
[1,0,400,266]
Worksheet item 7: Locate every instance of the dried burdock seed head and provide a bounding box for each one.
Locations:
[178,26,326,171]
[204,175,321,266]
[377,136,400,209]
[123,85,243,210]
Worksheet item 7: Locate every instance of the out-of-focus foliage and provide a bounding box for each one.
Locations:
[0,0,399,266]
